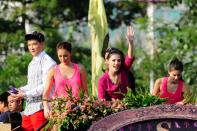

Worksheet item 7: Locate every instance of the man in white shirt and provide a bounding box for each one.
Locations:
[11,31,56,130]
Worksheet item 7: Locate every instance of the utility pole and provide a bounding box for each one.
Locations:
[147,2,155,93]
[138,0,167,93]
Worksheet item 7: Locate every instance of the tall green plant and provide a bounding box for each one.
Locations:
[123,89,166,108]
[184,85,197,104]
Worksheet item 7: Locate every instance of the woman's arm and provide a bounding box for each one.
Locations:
[98,76,107,100]
[183,83,190,95]
[126,26,134,58]
[79,64,88,95]
[43,67,55,119]
[124,26,135,69]
[152,78,162,96]
[178,83,190,104]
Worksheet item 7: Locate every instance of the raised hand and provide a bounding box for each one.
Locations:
[11,90,25,99]
[126,25,134,57]
[126,25,134,44]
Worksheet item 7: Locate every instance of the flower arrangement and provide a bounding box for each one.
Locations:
[43,88,166,130]
[44,90,126,130]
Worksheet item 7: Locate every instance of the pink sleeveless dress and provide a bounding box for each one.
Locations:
[53,64,82,98]
[160,77,184,104]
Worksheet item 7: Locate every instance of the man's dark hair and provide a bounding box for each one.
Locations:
[0,92,10,106]
[25,31,45,43]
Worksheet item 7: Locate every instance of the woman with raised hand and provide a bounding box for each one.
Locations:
[98,26,135,101]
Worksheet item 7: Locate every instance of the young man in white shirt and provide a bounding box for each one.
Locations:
[11,31,56,130]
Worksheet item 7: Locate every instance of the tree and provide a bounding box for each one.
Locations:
[0,0,145,52]
[0,53,31,93]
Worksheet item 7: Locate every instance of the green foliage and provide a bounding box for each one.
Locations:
[44,28,64,61]
[123,89,166,108]
[184,85,197,104]
[105,1,146,29]
[168,0,197,24]
[0,53,31,93]
[0,0,145,50]
[0,30,25,52]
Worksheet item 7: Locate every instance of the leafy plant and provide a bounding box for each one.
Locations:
[44,90,125,130]
[123,89,166,108]
[184,85,197,105]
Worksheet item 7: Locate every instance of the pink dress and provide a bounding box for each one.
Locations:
[98,55,134,100]
[160,77,184,104]
[53,64,83,98]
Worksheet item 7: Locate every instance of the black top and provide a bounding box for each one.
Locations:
[0,111,22,130]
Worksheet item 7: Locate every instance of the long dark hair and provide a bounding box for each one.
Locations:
[127,70,136,94]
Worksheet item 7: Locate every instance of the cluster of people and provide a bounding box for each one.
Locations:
[0,91,23,130]
[0,25,190,130]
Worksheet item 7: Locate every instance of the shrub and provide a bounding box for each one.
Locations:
[44,91,125,130]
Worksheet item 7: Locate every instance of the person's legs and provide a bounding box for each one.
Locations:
[31,110,47,131]
[22,115,34,131]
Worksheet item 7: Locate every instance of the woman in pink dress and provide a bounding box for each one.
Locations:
[152,58,190,104]
[43,41,88,119]
[98,26,135,101]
